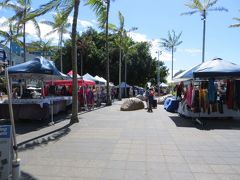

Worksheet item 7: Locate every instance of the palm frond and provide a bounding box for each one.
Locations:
[206,0,217,8]
[86,0,107,29]
[185,0,203,10]
[208,7,228,12]
[0,2,22,12]
[229,24,240,28]
[25,0,61,21]
[31,18,41,39]
[181,10,198,16]
[118,11,124,30]
[40,20,55,27]
[45,29,58,37]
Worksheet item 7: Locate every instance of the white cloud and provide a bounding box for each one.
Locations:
[0,17,9,32]
[149,39,172,62]
[78,20,94,29]
[180,48,202,56]
[128,32,147,42]
[68,16,95,30]
[128,32,172,62]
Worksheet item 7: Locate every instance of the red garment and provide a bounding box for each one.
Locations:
[226,80,234,109]
[186,83,193,107]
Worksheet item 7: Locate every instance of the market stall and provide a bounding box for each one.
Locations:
[0,57,71,120]
[176,58,240,119]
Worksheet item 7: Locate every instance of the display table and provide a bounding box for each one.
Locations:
[0,96,72,120]
[178,100,240,118]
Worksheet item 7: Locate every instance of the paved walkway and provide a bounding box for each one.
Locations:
[17,100,240,180]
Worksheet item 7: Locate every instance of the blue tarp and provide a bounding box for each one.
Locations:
[5,57,65,80]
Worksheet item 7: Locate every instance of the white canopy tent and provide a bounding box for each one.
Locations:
[159,82,168,88]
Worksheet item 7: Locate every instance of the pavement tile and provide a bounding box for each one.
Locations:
[15,102,240,180]
[217,174,240,180]
[100,168,125,180]
[210,165,237,174]
[170,172,196,180]
[124,169,147,180]
[189,164,214,173]
[193,173,219,180]
[167,163,191,173]
[147,170,171,180]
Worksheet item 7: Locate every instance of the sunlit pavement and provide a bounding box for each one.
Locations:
[18,100,240,180]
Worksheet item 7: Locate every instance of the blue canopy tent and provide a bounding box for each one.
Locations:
[2,57,67,168]
[117,82,131,88]
[173,58,240,82]
[176,58,240,120]
[173,63,201,82]
[193,58,240,78]
[83,73,98,82]
[5,57,66,80]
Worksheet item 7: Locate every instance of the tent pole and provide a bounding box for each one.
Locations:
[5,68,21,180]
[49,76,54,126]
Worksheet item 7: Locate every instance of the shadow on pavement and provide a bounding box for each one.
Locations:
[17,123,71,152]
[169,115,240,130]
[0,111,71,135]
[20,171,37,180]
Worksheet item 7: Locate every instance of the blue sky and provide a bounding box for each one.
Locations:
[0,0,239,81]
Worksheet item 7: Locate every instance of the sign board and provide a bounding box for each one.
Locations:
[0,125,12,180]
[0,48,6,61]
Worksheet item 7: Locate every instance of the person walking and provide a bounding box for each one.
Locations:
[145,87,150,110]
[0,90,3,101]
[148,87,154,112]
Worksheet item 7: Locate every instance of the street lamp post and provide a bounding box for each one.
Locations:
[156,51,162,96]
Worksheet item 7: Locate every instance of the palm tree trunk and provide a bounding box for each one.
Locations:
[106,0,111,105]
[60,32,63,72]
[118,48,122,100]
[70,0,80,124]
[23,2,27,62]
[23,22,26,62]
[80,52,83,76]
[171,47,174,80]
[10,41,12,66]
[124,55,127,97]
[202,10,206,63]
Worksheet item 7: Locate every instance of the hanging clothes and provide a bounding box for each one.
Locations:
[192,89,200,113]
[226,80,234,109]
[186,82,193,107]
[208,78,217,104]
[235,80,240,110]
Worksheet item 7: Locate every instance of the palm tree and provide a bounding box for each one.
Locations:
[87,0,115,105]
[28,39,56,58]
[160,30,182,80]
[21,0,79,124]
[111,11,137,100]
[41,12,71,72]
[0,0,41,62]
[181,0,228,63]
[229,11,240,28]
[68,0,80,123]
[0,22,23,66]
